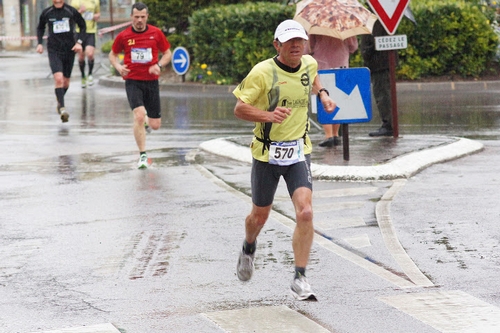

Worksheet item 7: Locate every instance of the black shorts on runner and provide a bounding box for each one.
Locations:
[75,33,96,49]
[251,154,312,207]
[125,79,161,119]
[48,51,76,78]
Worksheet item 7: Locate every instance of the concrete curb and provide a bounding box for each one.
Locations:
[199,137,484,181]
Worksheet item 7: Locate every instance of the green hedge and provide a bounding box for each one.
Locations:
[187,0,498,83]
[104,0,499,83]
[188,2,295,83]
[143,0,283,44]
[396,0,498,79]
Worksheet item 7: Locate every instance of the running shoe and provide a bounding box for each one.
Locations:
[81,77,86,88]
[138,153,148,169]
[291,275,317,301]
[144,122,152,134]
[87,75,94,86]
[236,248,255,281]
[59,108,69,123]
[56,104,62,115]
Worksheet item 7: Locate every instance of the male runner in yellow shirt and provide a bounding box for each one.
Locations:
[233,20,336,301]
[71,0,100,87]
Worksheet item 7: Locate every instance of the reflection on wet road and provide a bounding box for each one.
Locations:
[2,53,500,333]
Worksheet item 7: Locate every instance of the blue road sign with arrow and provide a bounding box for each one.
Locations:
[314,68,372,124]
[172,46,190,76]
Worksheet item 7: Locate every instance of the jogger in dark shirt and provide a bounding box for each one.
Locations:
[36,0,86,123]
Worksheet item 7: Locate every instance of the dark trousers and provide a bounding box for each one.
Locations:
[371,70,392,129]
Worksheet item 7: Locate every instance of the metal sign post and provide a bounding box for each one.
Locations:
[388,50,399,138]
[375,34,407,138]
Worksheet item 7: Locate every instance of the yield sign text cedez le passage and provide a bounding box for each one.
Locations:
[375,35,407,50]
[367,0,410,35]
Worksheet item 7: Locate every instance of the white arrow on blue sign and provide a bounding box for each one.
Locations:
[313,68,372,124]
[172,46,190,76]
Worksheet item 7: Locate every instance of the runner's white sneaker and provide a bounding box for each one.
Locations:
[237,249,255,281]
[137,154,148,169]
[87,75,94,86]
[81,77,86,88]
[291,275,317,301]
[59,108,69,123]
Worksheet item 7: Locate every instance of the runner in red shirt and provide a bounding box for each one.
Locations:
[109,2,172,169]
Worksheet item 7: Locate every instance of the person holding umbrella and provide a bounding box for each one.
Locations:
[294,0,377,141]
[305,34,358,147]
[233,19,336,301]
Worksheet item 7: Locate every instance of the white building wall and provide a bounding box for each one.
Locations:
[1,0,22,49]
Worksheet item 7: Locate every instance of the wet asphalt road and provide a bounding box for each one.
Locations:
[1,52,500,333]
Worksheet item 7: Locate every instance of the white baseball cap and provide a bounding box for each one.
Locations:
[274,20,308,43]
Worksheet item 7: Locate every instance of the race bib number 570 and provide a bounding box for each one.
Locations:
[268,139,305,166]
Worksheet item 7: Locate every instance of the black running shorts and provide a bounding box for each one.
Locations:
[125,79,161,119]
[251,154,312,207]
[48,50,76,78]
[79,33,96,49]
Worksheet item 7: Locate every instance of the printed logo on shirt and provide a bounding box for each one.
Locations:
[300,73,309,87]
[281,98,291,107]
[280,97,308,109]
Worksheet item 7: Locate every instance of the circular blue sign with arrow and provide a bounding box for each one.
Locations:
[171,46,190,76]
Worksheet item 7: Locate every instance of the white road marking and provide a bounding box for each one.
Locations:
[313,187,378,198]
[29,323,120,333]
[315,216,366,230]
[314,200,365,212]
[379,290,500,332]
[344,234,372,248]
[202,305,331,333]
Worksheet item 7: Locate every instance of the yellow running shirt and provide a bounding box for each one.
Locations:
[233,55,317,162]
[71,0,100,34]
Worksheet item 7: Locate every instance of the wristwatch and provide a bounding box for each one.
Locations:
[76,39,83,44]
[157,63,162,69]
[318,88,329,97]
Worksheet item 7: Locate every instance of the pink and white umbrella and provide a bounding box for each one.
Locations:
[294,0,378,40]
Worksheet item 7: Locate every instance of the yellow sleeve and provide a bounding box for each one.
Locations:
[232,61,269,108]
[70,0,80,10]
